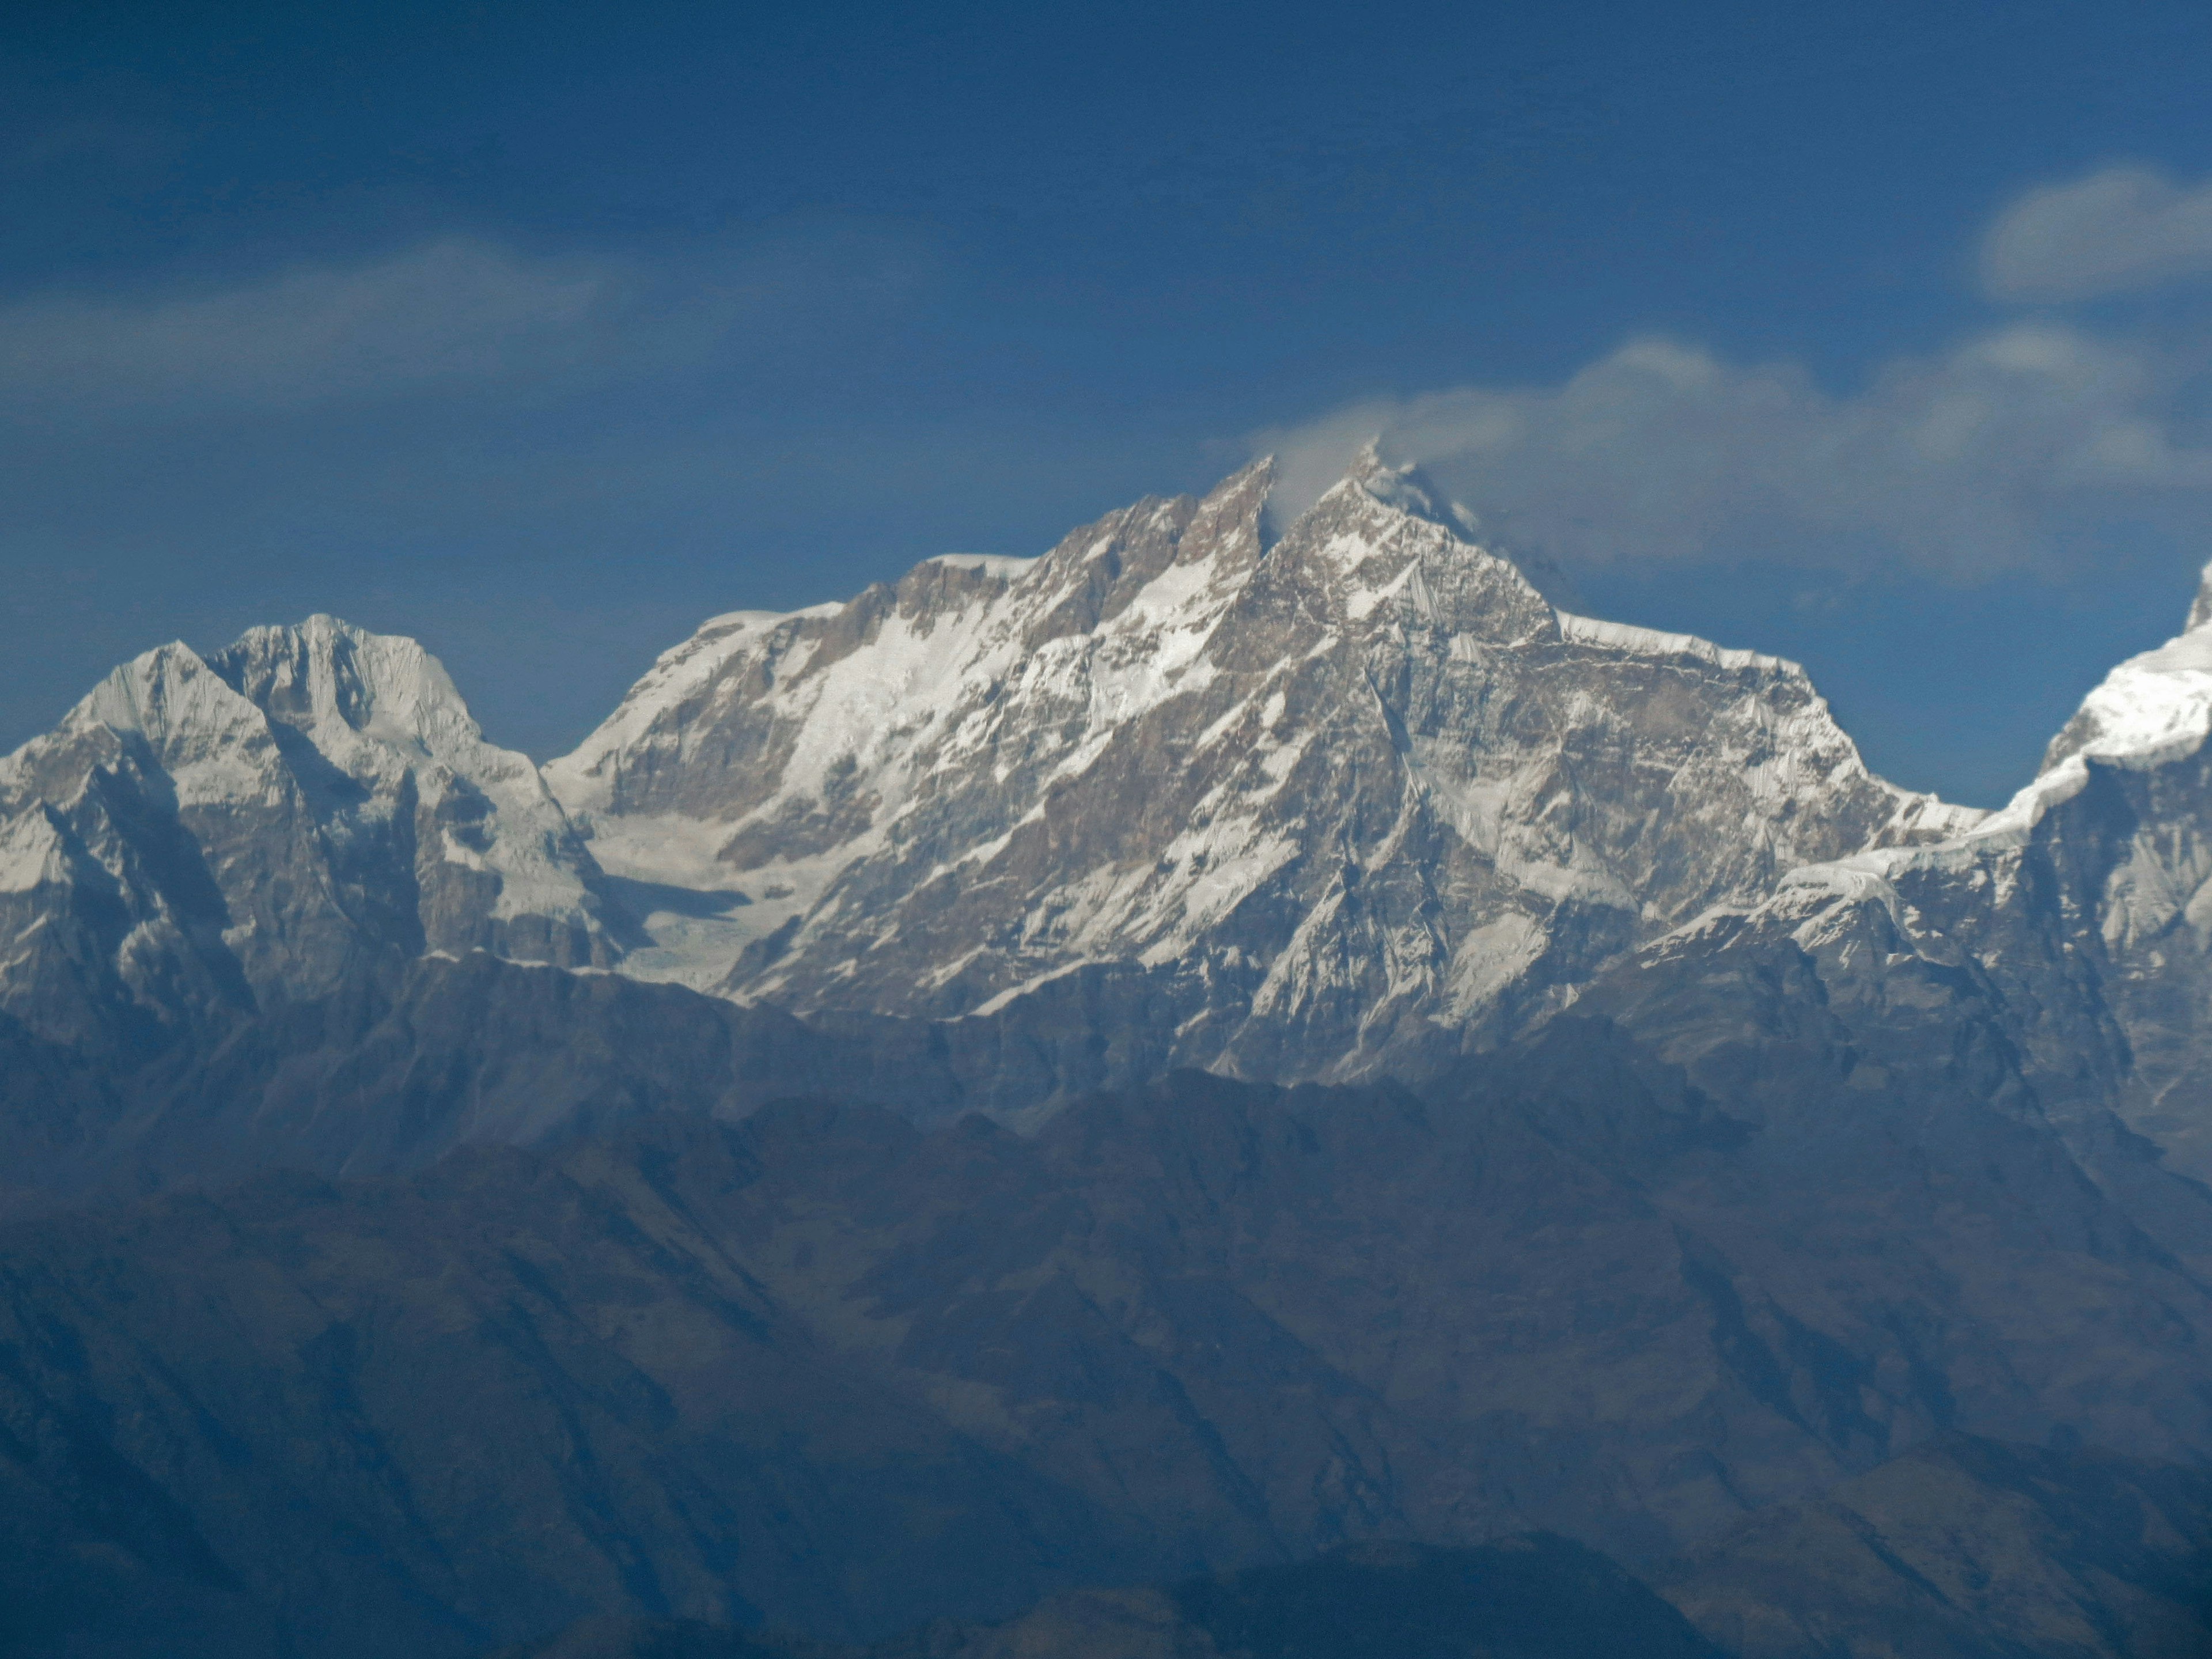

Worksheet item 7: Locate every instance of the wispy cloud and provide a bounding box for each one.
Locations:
[0,240,609,413]
[1982,165,2212,302]
[1255,322,2212,581]
[0,225,929,421]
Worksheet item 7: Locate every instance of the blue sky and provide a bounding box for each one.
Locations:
[7,1,2212,802]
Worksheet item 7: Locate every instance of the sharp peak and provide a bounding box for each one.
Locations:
[199,616,483,749]
[95,618,394,688]
[1321,440,1480,538]
[1303,439,1580,607]
[59,638,262,748]
[1211,452,1278,494]
[1124,453,1276,528]
[115,637,210,674]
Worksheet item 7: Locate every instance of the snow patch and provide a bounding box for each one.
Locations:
[0,809,67,894]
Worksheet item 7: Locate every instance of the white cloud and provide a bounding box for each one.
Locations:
[1982,165,2212,302]
[1251,164,2212,581]
[1255,323,2212,580]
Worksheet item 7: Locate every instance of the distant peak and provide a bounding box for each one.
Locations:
[70,639,253,747]
[1215,452,1278,494]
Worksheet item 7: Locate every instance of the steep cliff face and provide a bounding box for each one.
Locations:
[1656,563,2212,1184]
[0,616,624,1045]
[548,452,1963,1081]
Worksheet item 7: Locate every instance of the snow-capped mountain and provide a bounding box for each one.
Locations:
[0,615,624,1043]
[547,448,1969,1079]
[12,447,2211,1154]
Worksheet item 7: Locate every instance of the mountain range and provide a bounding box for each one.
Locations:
[3,451,2212,1657]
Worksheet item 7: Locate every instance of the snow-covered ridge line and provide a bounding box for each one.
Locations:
[1614,559,2212,1187]
[22,449,2193,1100]
[1868,575,2212,862]
[694,604,842,634]
[1554,612,1790,675]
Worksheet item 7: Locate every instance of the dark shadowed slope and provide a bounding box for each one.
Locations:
[0,946,1196,1217]
[3,1055,2210,1657]
[501,1461,2212,1659]
[1661,1435,2212,1659]
[488,1535,1718,1659]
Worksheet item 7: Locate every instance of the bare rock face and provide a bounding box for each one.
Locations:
[0,615,625,1043]
[548,451,1963,1082]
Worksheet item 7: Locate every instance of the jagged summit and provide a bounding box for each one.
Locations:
[28,451,2185,1109]
[1332,441,1473,532]
[212,613,488,753]
[1298,440,1580,608]
[5,453,2212,1184]
[0,616,622,1043]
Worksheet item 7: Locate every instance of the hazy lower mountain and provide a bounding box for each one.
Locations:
[490,1534,1719,1659]
[1660,1435,2212,1658]
[3,1070,2209,1657]
[504,1456,2212,1659]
